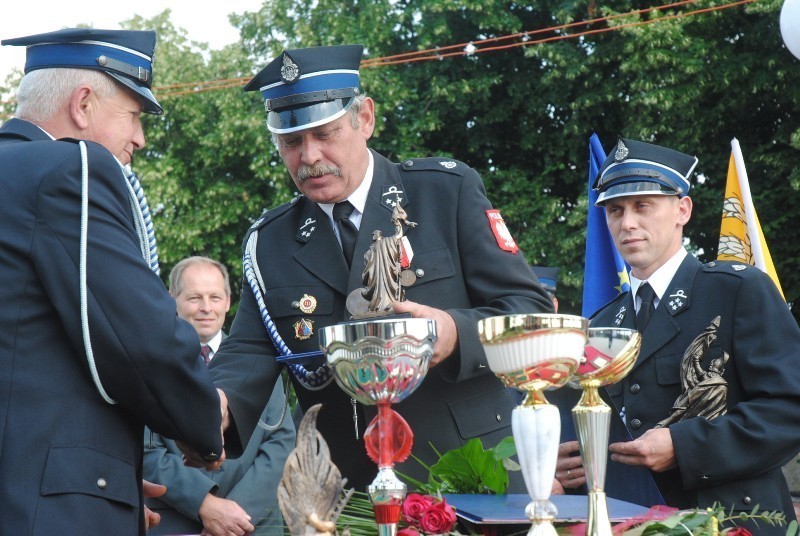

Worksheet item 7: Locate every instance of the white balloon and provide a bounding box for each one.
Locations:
[781,0,800,60]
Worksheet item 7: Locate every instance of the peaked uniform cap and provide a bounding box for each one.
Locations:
[592,138,698,205]
[243,44,364,134]
[2,28,163,114]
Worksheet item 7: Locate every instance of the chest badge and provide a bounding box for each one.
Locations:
[294,319,314,340]
[298,294,317,314]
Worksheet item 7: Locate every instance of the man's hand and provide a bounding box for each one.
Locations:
[554,440,586,489]
[142,480,166,529]
[198,494,254,536]
[609,427,676,472]
[392,300,457,366]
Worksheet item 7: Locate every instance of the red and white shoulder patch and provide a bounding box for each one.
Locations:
[485,209,519,254]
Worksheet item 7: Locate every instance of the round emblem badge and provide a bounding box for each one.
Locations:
[299,294,317,314]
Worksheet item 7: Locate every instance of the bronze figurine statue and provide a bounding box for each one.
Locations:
[348,199,416,319]
[656,316,729,428]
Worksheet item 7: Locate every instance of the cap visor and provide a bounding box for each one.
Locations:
[267,98,352,134]
[106,72,163,115]
[595,181,678,205]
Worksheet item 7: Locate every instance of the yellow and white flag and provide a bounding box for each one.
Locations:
[718,138,784,300]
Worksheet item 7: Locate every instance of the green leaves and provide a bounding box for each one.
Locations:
[413,437,517,495]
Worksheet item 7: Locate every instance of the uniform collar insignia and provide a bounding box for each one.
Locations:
[614,305,627,326]
[296,217,317,242]
[381,185,406,210]
[666,288,689,315]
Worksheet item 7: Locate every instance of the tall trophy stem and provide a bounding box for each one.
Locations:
[568,329,641,536]
[514,401,560,536]
[573,381,613,536]
[369,403,406,535]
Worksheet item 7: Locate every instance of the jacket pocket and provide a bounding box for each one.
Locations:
[448,387,513,439]
[41,445,138,507]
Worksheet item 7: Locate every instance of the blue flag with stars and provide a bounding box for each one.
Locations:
[582,133,630,318]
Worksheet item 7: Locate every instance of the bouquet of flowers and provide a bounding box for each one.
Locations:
[398,493,458,535]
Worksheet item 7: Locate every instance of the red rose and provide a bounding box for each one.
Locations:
[419,498,457,534]
[402,493,435,525]
[398,528,421,536]
[725,529,752,536]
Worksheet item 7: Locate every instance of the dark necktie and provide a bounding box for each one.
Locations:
[333,201,358,267]
[636,283,656,332]
[199,345,212,366]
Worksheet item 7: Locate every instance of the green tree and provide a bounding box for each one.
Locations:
[232,0,800,314]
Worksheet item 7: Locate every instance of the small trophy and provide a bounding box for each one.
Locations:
[321,201,435,535]
[568,327,641,536]
[478,314,588,536]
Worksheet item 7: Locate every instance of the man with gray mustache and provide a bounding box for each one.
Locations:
[189,44,554,491]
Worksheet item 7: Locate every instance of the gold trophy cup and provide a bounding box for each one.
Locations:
[478,314,588,536]
[569,327,641,536]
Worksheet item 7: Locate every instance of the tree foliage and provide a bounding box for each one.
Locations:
[2,1,798,320]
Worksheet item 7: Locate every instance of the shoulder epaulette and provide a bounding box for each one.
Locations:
[249,195,304,232]
[703,260,753,277]
[400,157,469,176]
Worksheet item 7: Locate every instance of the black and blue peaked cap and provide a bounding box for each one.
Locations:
[593,138,698,205]
[244,44,364,134]
[2,28,162,114]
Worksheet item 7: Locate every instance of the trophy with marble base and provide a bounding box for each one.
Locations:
[321,199,435,535]
[478,314,588,536]
[568,328,641,536]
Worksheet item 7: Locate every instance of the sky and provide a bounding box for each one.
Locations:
[0,0,264,80]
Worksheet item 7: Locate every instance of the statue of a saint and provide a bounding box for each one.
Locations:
[655,316,729,428]
[350,199,416,318]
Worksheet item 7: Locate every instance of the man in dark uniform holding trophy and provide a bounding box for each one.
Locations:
[575,138,800,532]
[201,44,554,490]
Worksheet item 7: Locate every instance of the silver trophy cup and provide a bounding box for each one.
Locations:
[320,318,436,536]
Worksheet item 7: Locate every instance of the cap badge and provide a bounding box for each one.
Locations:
[293,318,314,340]
[280,52,300,84]
[298,294,318,314]
[614,139,629,162]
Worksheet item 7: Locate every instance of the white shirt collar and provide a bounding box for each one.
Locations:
[205,330,224,360]
[318,149,373,231]
[630,247,688,310]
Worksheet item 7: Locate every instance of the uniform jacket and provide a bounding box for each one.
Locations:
[592,254,800,530]
[210,150,554,489]
[0,118,222,535]
[143,378,294,534]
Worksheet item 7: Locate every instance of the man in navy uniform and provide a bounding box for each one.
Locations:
[573,138,800,531]
[0,29,224,535]
[198,44,554,490]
